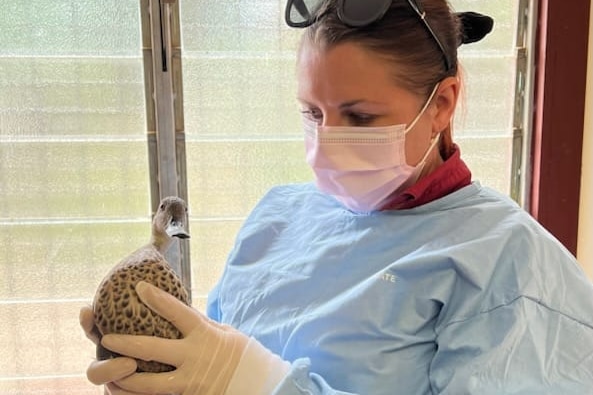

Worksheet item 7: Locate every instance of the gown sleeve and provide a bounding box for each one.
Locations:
[429,288,593,394]
[271,358,359,395]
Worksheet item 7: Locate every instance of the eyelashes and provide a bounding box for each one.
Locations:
[300,109,378,126]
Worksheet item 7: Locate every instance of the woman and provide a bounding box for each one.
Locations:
[80,0,593,393]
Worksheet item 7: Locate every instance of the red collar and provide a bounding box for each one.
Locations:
[381,145,472,210]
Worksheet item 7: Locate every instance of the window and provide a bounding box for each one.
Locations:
[0,1,149,392]
[0,1,528,392]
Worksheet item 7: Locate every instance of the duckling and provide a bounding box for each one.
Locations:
[92,196,190,373]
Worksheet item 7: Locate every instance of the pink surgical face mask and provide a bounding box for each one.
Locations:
[304,84,440,213]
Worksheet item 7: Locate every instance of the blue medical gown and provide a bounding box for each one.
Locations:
[207,182,593,394]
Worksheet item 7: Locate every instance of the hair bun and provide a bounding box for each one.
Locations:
[455,11,494,46]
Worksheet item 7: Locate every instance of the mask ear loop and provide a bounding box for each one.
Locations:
[404,83,441,134]
[417,128,442,166]
[403,83,443,170]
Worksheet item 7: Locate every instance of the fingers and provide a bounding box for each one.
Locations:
[79,305,100,345]
[135,281,201,336]
[86,358,137,386]
[115,371,184,395]
[105,382,147,395]
[102,334,185,367]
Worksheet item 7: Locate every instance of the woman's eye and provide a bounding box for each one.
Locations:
[347,112,376,126]
[300,109,323,122]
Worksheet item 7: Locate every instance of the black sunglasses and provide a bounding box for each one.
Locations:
[285,0,453,72]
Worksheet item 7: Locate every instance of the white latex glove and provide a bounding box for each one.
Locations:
[79,306,140,395]
[100,281,290,395]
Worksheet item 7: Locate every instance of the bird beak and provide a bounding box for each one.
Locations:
[166,220,190,239]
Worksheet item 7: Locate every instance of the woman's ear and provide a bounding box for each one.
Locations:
[431,76,460,137]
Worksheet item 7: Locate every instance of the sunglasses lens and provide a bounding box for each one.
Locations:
[340,0,392,26]
[287,0,325,27]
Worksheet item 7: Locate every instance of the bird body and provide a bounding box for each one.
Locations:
[93,196,190,373]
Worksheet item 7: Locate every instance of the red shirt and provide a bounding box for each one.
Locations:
[381,145,472,210]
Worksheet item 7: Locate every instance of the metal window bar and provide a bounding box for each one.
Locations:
[140,0,191,300]
[511,0,537,207]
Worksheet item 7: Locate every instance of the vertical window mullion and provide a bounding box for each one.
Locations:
[511,0,537,207]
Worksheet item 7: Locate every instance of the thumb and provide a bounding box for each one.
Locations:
[79,305,101,345]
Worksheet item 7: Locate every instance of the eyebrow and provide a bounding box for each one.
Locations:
[339,99,371,109]
[297,98,387,109]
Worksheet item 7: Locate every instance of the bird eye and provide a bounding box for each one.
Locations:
[160,203,165,210]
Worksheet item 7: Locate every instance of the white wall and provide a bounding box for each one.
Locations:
[577,5,593,279]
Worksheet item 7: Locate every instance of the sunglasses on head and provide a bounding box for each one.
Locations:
[285,0,453,72]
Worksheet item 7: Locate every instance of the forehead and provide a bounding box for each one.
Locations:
[296,40,414,105]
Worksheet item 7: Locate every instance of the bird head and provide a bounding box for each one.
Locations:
[152,196,190,252]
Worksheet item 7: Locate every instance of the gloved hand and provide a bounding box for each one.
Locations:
[97,281,290,395]
[79,306,139,395]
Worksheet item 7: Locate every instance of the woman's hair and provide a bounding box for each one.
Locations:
[300,0,463,158]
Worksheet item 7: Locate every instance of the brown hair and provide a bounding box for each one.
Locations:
[300,0,462,158]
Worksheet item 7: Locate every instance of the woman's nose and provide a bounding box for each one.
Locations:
[320,112,345,128]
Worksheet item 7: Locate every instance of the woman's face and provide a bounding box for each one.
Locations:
[297,39,443,169]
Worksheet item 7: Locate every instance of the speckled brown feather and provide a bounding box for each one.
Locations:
[92,197,190,373]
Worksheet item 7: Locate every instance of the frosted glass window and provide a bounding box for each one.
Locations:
[453,0,518,194]
[0,1,148,393]
[180,0,521,308]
